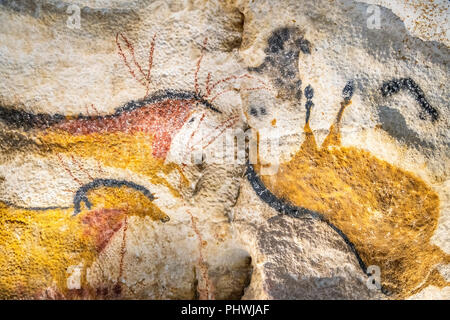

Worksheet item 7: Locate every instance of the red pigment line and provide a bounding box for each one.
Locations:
[90,104,100,116]
[71,155,95,181]
[188,114,238,151]
[95,159,107,176]
[57,154,83,186]
[202,116,239,150]
[186,210,214,300]
[187,112,206,151]
[206,74,251,97]
[205,72,212,96]
[118,216,128,281]
[210,85,272,103]
[242,86,272,92]
[208,74,244,96]
[187,115,239,156]
[145,33,157,96]
[120,33,147,80]
[242,73,272,88]
[85,105,91,117]
[206,73,272,99]
[147,33,157,80]
[116,33,147,88]
[69,155,111,207]
[210,88,235,103]
[194,37,208,95]
[114,215,128,296]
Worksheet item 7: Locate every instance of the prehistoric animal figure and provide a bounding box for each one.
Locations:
[246,27,448,298]
[0,33,257,299]
[247,85,449,297]
[0,179,168,299]
[0,88,195,298]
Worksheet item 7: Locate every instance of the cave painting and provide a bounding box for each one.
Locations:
[247,27,448,298]
[0,32,265,299]
[0,180,167,299]
[0,25,447,299]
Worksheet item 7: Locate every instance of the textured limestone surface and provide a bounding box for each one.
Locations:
[0,0,448,299]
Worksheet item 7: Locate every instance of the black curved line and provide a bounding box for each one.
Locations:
[380,78,438,121]
[342,80,354,103]
[245,163,368,273]
[247,27,311,102]
[304,85,314,124]
[72,178,155,216]
[0,89,221,131]
[0,179,156,215]
[112,89,221,115]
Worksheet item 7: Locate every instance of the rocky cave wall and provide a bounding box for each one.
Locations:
[0,0,448,299]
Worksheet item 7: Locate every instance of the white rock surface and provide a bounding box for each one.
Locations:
[0,0,448,299]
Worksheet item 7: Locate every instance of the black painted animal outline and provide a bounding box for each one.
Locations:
[0,26,443,298]
[244,27,441,296]
[0,33,271,217]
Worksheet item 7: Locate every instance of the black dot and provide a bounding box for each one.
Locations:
[342,80,354,101]
[304,85,314,99]
[250,107,258,117]
[296,38,311,54]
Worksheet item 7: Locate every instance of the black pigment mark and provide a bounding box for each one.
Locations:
[342,80,354,102]
[377,105,439,150]
[1,178,163,221]
[248,27,311,102]
[249,106,268,118]
[113,90,221,115]
[0,89,221,131]
[304,85,314,124]
[0,106,65,130]
[245,163,367,273]
[380,78,438,121]
[73,178,155,215]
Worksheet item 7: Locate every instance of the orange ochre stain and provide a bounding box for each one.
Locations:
[35,98,195,196]
[0,185,169,299]
[255,101,449,298]
[51,99,192,159]
[0,97,201,298]
[38,131,186,197]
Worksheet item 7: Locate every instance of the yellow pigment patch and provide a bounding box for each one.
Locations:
[256,102,449,298]
[80,185,170,222]
[0,185,169,299]
[0,203,93,299]
[37,130,188,196]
